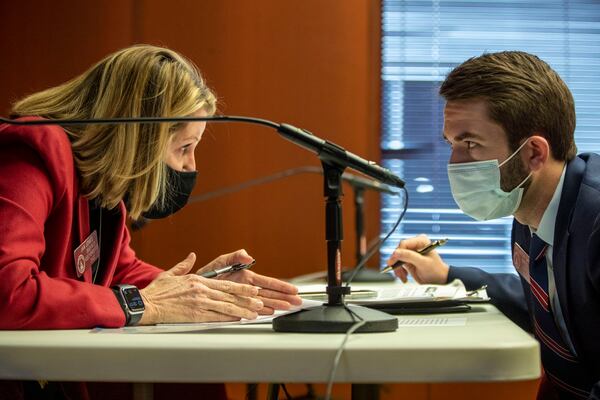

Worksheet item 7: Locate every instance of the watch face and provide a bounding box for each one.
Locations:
[122,287,145,312]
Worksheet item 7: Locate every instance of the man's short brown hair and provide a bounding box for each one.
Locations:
[439,51,577,161]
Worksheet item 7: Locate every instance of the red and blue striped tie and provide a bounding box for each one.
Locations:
[529,234,591,398]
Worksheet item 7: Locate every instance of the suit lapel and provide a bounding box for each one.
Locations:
[75,195,93,283]
[552,156,585,351]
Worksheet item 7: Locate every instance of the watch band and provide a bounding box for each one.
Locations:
[111,284,145,326]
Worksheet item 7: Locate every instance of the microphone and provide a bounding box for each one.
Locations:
[0,116,404,189]
[277,124,405,188]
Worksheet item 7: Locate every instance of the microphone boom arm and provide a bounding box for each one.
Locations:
[0,115,404,189]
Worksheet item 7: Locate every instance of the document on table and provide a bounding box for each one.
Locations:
[92,299,323,334]
[297,279,489,306]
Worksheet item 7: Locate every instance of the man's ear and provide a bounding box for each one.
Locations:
[525,135,550,171]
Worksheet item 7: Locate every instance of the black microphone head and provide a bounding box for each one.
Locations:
[341,172,399,195]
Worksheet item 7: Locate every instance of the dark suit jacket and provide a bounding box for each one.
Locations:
[449,153,600,399]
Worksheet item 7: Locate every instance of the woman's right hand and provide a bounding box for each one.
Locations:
[138,253,264,325]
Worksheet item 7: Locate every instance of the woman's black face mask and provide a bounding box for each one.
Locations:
[142,167,197,219]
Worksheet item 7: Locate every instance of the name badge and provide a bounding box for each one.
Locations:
[512,242,530,283]
[73,230,100,278]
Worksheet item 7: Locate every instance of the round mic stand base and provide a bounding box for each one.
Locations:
[272,304,398,333]
[274,160,398,334]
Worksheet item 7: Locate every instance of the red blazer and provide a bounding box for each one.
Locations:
[0,118,162,329]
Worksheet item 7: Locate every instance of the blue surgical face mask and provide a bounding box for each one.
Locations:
[447,139,532,221]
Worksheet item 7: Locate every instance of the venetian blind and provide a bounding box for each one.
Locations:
[380,0,600,273]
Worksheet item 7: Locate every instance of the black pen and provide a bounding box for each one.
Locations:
[381,239,448,274]
[199,260,256,278]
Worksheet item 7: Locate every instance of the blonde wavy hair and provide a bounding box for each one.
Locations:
[12,44,216,220]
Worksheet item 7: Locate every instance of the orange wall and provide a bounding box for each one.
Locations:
[226,381,539,400]
[0,0,382,279]
[0,1,134,114]
[127,0,383,278]
[0,1,537,398]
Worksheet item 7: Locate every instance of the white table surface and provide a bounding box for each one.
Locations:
[0,304,540,384]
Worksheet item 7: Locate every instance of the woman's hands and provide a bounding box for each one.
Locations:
[139,253,263,325]
[138,249,302,325]
[196,250,302,315]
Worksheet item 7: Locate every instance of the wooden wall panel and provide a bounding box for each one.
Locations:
[0,0,134,115]
[129,0,383,279]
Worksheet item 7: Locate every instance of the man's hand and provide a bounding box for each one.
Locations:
[196,249,302,315]
[139,253,264,325]
[386,234,450,284]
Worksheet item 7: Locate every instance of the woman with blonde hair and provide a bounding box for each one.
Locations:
[0,44,300,399]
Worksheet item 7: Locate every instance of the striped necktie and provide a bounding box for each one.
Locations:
[529,234,591,399]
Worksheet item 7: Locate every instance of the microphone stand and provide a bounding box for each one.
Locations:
[272,159,397,333]
[355,185,366,264]
[339,184,395,283]
[1,115,400,333]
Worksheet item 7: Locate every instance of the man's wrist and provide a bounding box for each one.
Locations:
[442,263,450,283]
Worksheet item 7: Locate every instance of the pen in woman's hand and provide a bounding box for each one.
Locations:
[381,239,448,274]
[199,260,256,279]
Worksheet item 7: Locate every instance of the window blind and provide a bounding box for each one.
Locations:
[380,0,600,273]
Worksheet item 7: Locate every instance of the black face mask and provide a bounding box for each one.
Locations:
[142,167,197,219]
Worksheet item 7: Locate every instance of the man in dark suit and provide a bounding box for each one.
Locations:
[387,51,600,399]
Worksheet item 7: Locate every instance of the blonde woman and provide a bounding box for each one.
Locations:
[0,43,302,399]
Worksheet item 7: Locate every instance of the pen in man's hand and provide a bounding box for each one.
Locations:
[381,239,448,274]
[199,260,256,278]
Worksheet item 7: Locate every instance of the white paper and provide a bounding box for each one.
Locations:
[297,280,489,306]
[92,299,323,334]
[397,317,467,327]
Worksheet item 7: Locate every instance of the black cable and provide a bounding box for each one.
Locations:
[325,305,366,400]
[280,384,293,400]
[245,383,258,400]
[188,166,399,204]
[188,166,323,204]
[132,165,394,231]
[344,186,409,286]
